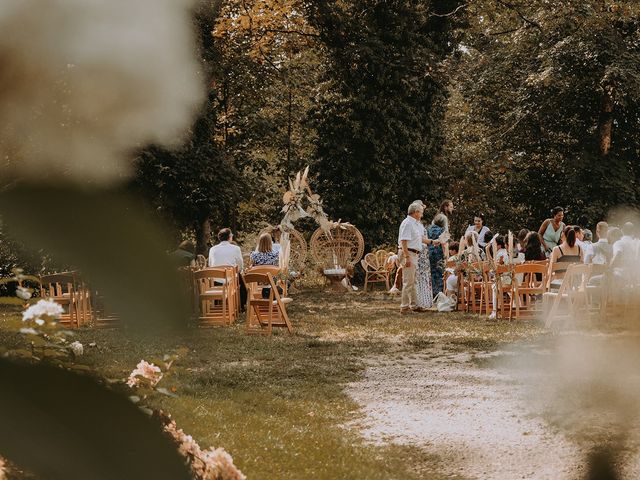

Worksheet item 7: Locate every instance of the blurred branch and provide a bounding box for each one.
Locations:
[495,0,543,31]
[431,3,468,18]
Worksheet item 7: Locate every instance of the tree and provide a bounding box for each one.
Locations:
[306,1,465,246]
[439,0,640,234]
[133,2,242,253]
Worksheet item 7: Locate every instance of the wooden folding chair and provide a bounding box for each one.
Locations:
[547,261,569,291]
[193,268,235,327]
[467,262,488,314]
[360,250,393,291]
[511,263,548,320]
[40,272,84,327]
[247,265,287,297]
[493,264,515,319]
[544,264,592,328]
[243,272,293,336]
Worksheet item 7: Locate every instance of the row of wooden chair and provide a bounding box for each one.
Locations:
[447,259,632,324]
[446,260,553,320]
[187,265,292,336]
[19,272,118,328]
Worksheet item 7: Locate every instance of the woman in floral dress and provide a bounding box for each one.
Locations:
[428,213,448,296]
[415,222,433,310]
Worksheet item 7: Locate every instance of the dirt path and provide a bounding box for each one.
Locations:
[347,339,640,479]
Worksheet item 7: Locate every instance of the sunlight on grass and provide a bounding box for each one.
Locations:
[0,290,545,479]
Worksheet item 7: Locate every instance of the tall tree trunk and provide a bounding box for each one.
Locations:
[287,85,293,169]
[598,84,614,156]
[195,217,211,256]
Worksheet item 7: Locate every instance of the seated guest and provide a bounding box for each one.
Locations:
[208,228,244,270]
[517,229,530,253]
[465,213,491,248]
[612,222,636,268]
[250,233,279,267]
[582,229,593,245]
[169,240,196,268]
[447,242,460,260]
[549,226,583,287]
[271,227,282,254]
[607,226,623,247]
[524,232,546,261]
[483,230,494,258]
[208,228,246,309]
[488,236,511,319]
[585,222,611,265]
[573,225,588,252]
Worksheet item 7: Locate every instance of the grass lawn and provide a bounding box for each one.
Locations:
[0,290,547,480]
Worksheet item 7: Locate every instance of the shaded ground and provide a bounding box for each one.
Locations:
[4,290,637,479]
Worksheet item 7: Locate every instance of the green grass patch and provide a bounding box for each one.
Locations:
[0,290,545,479]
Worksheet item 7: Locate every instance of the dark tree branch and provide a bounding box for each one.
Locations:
[263,28,320,38]
[495,0,543,31]
[430,3,468,18]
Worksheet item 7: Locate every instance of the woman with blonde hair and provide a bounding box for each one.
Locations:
[249,233,279,267]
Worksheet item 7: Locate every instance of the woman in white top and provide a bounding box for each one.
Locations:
[465,213,490,248]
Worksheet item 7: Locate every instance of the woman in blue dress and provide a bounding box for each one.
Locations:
[427,213,448,296]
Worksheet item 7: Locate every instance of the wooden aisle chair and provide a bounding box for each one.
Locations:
[511,263,548,320]
[455,261,469,311]
[467,262,488,314]
[360,250,394,291]
[193,268,235,327]
[40,272,89,327]
[247,265,287,297]
[493,264,515,319]
[585,264,609,321]
[243,271,293,336]
[547,261,570,291]
[543,264,591,328]
[443,259,456,296]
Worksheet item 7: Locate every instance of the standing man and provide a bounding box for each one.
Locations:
[398,202,437,314]
[439,199,454,232]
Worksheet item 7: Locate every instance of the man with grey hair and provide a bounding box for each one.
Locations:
[398,202,438,314]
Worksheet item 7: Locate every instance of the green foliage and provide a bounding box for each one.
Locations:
[307,1,464,246]
[439,0,640,234]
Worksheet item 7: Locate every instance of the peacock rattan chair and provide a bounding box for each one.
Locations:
[310,224,364,290]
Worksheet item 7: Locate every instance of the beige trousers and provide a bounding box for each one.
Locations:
[399,250,418,309]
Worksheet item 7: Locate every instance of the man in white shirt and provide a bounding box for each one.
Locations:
[208,228,246,309]
[398,202,437,314]
[208,228,244,270]
[584,222,611,265]
[612,222,637,267]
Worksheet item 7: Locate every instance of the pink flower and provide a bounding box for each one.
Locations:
[126,360,163,387]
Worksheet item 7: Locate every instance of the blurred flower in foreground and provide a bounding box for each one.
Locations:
[22,300,63,323]
[0,0,203,184]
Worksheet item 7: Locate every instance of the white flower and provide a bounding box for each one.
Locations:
[16,286,32,301]
[0,456,6,480]
[22,300,64,323]
[69,341,84,356]
[35,319,45,326]
[19,328,38,335]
